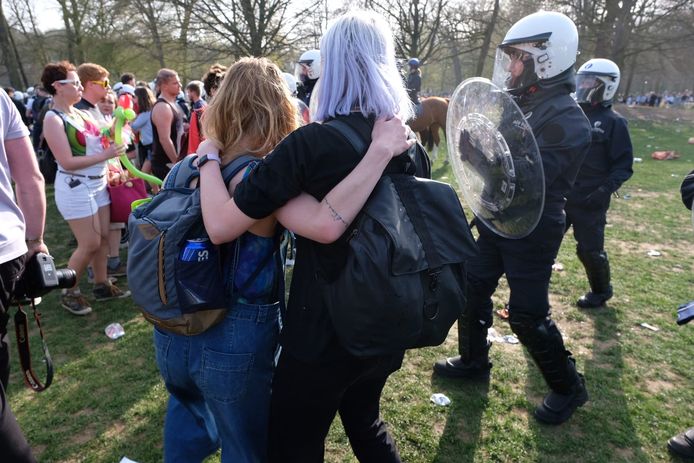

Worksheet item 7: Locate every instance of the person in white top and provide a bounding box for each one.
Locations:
[0,87,48,462]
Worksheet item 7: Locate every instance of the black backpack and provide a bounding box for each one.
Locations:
[323,119,478,356]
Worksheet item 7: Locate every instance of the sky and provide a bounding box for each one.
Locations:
[27,0,61,32]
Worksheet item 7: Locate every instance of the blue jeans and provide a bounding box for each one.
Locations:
[153,301,280,463]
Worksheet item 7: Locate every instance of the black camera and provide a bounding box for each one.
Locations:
[13,253,76,304]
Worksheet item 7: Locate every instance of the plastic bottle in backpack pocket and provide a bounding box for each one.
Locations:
[176,238,226,313]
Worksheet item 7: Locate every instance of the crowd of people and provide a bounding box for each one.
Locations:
[0,7,691,463]
[621,90,693,107]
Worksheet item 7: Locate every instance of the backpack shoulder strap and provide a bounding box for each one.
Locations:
[164,155,197,189]
[164,154,257,190]
[325,119,367,155]
[220,154,257,184]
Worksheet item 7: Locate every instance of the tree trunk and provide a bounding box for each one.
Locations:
[475,0,499,77]
[0,1,23,87]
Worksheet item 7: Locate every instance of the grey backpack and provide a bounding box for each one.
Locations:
[127,154,256,335]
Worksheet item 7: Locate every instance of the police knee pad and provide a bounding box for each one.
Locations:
[508,312,563,352]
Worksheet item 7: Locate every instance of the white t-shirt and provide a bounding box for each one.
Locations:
[0,90,31,264]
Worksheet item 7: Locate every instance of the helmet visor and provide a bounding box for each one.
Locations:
[294,62,311,83]
[492,47,538,94]
[575,74,605,104]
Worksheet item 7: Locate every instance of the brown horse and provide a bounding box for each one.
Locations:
[408,96,449,150]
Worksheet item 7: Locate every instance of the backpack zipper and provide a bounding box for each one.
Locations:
[158,232,168,304]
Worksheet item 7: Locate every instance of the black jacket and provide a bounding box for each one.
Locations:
[518,80,592,221]
[476,70,591,247]
[297,78,318,107]
[567,104,633,202]
[682,169,694,210]
[407,71,421,104]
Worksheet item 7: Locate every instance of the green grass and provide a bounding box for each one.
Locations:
[8,115,694,462]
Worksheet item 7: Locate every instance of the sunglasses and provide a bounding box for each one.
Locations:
[56,79,82,87]
[90,79,110,88]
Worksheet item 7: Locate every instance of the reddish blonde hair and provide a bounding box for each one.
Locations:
[203,57,299,159]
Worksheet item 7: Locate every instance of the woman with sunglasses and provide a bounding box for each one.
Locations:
[74,63,111,127]
[41,61,130,316]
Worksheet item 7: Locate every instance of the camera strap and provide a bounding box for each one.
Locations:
[14,300,53,392]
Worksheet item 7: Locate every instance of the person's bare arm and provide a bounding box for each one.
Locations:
[6,135,49,256]
[198,148,258,244]
[43,113,124,170]
[151,103,178,163]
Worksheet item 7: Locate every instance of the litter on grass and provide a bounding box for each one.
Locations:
[552,262,564,271]
[487,328,519,344]
[105,323,125,340]
[430,393,451,406]
[119,458,139,463]
[647,250,662,257]
[639,323,660,332]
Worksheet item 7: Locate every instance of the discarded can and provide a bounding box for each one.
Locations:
[430,393,451,406]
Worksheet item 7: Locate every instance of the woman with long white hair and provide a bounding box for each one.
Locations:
[198,10,424,462]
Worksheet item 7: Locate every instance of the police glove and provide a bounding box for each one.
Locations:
[585,186,611,207]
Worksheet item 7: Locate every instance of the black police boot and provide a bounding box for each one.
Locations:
[668,427,694,459]
[577,250,613,308]
[534,372,588,425]
[533,358,589,425]
[433,341,492,380]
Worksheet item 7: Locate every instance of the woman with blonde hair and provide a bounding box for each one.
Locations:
[198,10,424,462]
[154,55,412,462]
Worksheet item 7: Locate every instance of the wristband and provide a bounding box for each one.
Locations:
[25,238,43,245]
[198,153,221,168]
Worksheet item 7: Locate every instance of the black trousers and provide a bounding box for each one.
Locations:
[0,255,36,463]
[459,217,564,355]
[268,347,403,463]
[565,200,609,253]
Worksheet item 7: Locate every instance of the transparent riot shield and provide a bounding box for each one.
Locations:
[446,77,544,238]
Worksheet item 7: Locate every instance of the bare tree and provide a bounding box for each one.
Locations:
[364,0,447,63]
[0,0,25,87]
[56,0,90,63]
[184,0,319,59]
[5,0,48,65]
[128,0,167,68]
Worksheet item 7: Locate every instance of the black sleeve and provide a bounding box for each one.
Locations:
[536,107,591,187]
[682,169,694,210]
[233,127,311,219]
[605,116,634,193]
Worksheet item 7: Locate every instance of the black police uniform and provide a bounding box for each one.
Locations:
[680,170,694,210]
[440,69,592,423]
[297,78,318,107]
[406,71,421,106]
[565,104,633,306]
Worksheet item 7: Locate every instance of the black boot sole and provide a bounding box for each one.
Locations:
[433,361,492,380]
[534,386,589,425]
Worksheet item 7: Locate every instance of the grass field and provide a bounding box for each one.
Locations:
[8,107,694,462]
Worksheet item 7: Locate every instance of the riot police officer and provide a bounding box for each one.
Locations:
[406,58,422,108]
[566,58,633,308]
[295,49,320,107]
[434,11,592,425]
